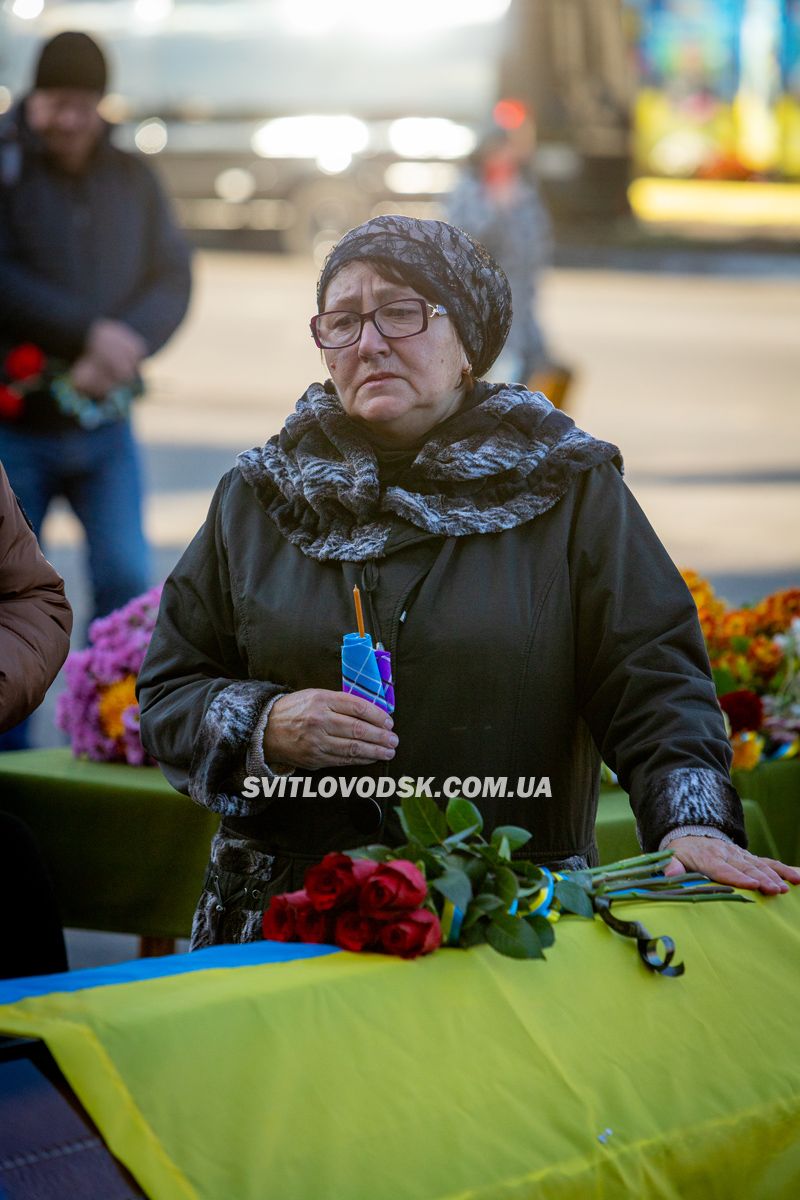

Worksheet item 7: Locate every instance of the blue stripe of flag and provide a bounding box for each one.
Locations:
[0,941,341,1006]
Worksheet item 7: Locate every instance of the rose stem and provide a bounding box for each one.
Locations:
[580,851,674,877]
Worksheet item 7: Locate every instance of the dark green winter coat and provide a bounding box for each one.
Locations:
[138,382,744,946]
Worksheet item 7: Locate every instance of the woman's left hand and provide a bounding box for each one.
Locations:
[663,836,800,894]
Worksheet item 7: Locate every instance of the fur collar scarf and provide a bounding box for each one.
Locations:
[237,381,622,562]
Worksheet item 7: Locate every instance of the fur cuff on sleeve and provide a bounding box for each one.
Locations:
[635,767,747,853]
[189,680,289,816]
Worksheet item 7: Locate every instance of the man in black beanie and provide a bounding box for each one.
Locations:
[27,31,108,173]
[0,30,192,747]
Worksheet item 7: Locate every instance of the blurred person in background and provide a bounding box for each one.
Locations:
[0,30,192,748]
[0,460,72,976]
[446,109,557,392]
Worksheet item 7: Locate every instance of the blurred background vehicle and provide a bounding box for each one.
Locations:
[1,0,634,258]
[3,0,797,252]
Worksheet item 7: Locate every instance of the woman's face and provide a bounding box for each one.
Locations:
[321,261,469,446]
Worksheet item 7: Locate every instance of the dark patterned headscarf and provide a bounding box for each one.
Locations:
[316,215,512,380]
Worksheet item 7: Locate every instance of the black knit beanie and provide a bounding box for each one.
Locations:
[33,31,107,94]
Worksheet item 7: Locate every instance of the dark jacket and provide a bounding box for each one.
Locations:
[0,101,191,390]
[0,461,72,729]
[138,385,744,902]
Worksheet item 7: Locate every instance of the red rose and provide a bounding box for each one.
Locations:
[359,860,428,920]
[262,895,298,942]
[720,689,763,734]
[295,906,334,944]
[0,385,24,420]
[304,853,360,911]
[5,343,45,381]
[379,910,442,959]
[262,888,310,941]
[334,911,380,953]
[351,857,380,885]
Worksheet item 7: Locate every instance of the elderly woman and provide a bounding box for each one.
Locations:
[138,215,798,949]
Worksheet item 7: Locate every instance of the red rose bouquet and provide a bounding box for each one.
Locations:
[0,341,142,429]
[263,853,441,959]
[263,795,749,974]
[0,342,46,419]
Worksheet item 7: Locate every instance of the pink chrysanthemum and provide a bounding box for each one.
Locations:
[56,584,163,765]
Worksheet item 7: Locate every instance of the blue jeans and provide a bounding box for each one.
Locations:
[0,418,151,620]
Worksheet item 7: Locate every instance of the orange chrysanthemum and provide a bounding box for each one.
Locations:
[746,635,784,680]
[719,609,759,641]
[681,569,726,641]
[98,674,137,740]
[751,589,800,636]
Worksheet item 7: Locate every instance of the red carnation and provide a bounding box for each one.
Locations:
[379,910,442,959]
[359,860,428,921]
[719,689,763,735]
[304,853,360,911]
[5,343,45,381]
[0,385,24,420]
[334,911,380,953]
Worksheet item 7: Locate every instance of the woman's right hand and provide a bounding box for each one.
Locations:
[263,689,398,770]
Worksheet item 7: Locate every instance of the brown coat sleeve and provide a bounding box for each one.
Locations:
[0,463,73,731]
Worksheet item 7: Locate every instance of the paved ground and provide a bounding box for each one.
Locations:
[25,249,799,967]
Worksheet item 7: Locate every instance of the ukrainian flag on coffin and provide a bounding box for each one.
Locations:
[4,908,799,1200]
[0,942,345,1200]
[7,940,588,1200]
[2,936,617,1200]
[6,941,564,1200]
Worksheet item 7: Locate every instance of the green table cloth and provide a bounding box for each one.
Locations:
[732,760,800,865]
[0,748,217,938]
[1,749,797,940]
[1,888,799,1200]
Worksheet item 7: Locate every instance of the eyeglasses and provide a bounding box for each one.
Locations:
[310,298,448,349]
